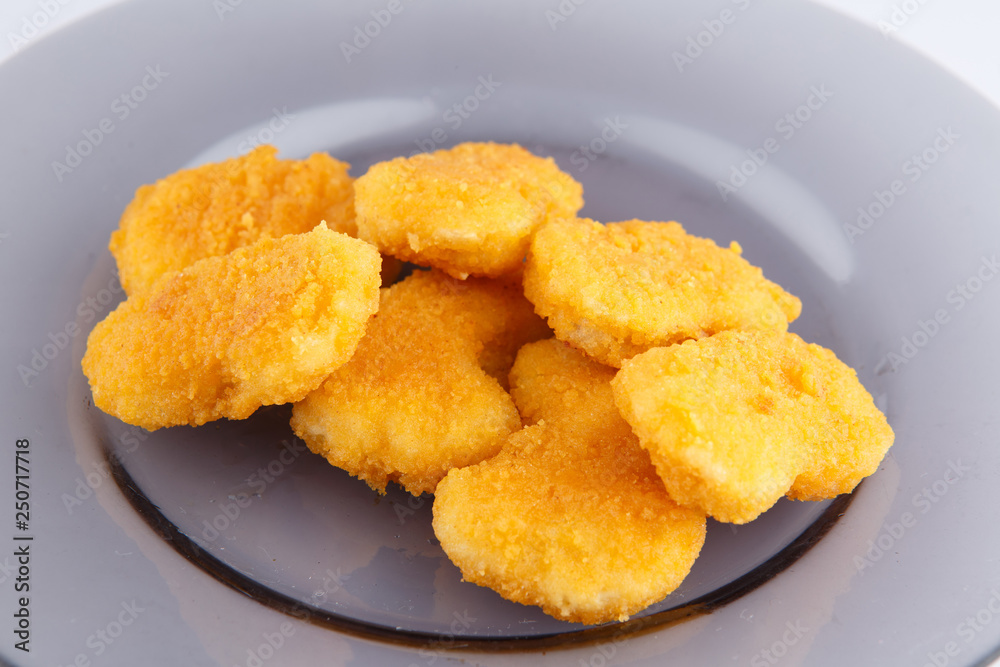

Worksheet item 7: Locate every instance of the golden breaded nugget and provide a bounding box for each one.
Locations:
[509,338,618,435]
[354,142,583,279]
[434,339,705,624]
[291,269,550,496]
[611,330,894,524]
[111,145,355,294]
[83,224,381,430]
[524,218,802,367]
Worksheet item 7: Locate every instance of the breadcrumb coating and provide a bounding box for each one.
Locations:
[523,218,802,367]
[433,339,705,624]
[82,224,381,430]
[354,142,583,279]
[509,338,619,435]
[291,269,550,496]
[82,138,894,626]
[110,145,356,294]
[611,330,894,524]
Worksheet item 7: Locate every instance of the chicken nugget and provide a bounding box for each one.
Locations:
[354,142,583,279]
[433,339,705,624]
[291,269,550,496]
[110,145,356,294]
[611,330,894,524]
[523,218,802,367]
[508,338,618,435]
[83,224,381,430]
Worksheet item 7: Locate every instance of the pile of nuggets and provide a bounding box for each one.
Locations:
[83,142,894,625]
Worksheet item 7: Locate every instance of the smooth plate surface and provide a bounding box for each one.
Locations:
[1,1,999,665]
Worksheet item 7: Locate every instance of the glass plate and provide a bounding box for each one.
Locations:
[2,1,999,665]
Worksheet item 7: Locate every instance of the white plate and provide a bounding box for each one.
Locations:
[2,1,1000,665]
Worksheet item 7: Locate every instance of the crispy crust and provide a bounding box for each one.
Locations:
[82,224,381,430]
[611,330,895,523]
[110,145,355,294]
[433,340,705,624]
[354,142,583,279]
[291,269,550,496]
[524,218,802,367]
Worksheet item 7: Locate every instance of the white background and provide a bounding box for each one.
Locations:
[3,0,1000,113]
[2,2,999,666]
[2,2,1000,665]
